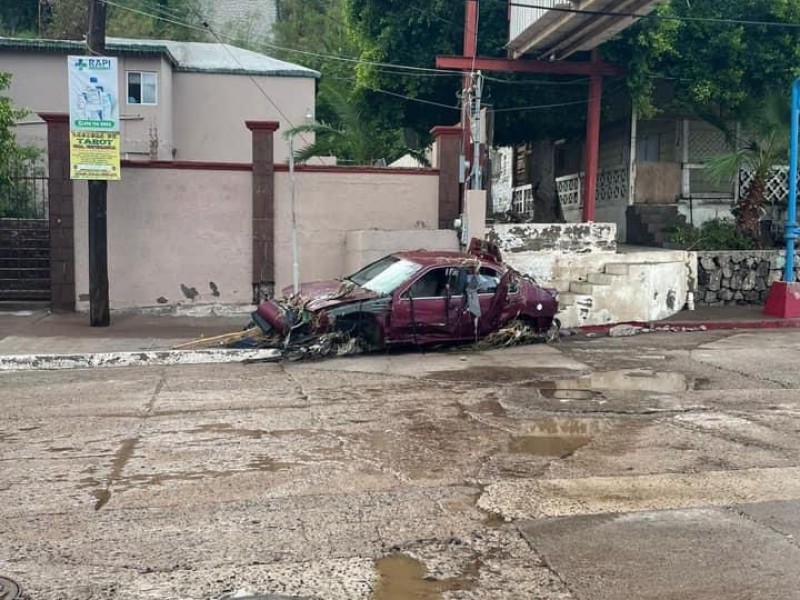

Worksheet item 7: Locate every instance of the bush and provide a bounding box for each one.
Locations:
[668,218,755,251]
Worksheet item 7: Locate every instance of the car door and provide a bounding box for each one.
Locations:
[390,266,468,342]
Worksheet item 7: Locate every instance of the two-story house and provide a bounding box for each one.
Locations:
[0,35,319,163]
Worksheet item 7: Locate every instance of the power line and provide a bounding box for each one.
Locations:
[505,2,800,30]
[103,0,467,78]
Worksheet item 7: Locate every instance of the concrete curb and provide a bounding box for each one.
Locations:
[0,348,282,372]
[579,317,800,336]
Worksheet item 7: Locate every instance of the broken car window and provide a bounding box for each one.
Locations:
[349,256,422,295]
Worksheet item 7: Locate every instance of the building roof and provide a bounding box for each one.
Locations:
[0,36,320,79]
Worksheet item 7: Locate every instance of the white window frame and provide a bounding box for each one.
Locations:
[127,71,158,106]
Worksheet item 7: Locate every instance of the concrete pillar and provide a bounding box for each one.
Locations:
[463,189,487,245]
[431,125,463,230]
[246,120,279,302]
[39,113,75,311]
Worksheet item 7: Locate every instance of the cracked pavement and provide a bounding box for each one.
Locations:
[2,331,800,599]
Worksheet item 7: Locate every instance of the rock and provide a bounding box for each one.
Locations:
[719,289,733,302]
[707,271,722,292]
[704,291,718,303]
[741,271,757,291]
[770,254,786,270]
[733,291,744,301]
[757,260,770,278]
[700,256,716,271]
[745,290,760,303]
[730,272,743,290]
[768,271,783,284]
[722,265,733,279]
[609,324,643,338]
[756,276,767,292]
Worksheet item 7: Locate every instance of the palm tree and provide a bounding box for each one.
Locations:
[286,82,429,167]
[706,94,790,247]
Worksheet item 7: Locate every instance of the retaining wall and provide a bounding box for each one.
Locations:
[696,250,798,306]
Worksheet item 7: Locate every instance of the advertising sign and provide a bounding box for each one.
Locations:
[68,56,121,180]
[70,131,121,181]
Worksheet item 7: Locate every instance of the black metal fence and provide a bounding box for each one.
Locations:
[0,162,51,301]
[0,163,48,222]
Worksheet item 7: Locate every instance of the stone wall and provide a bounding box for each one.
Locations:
[696,251,798,306]
[487,222,617,254]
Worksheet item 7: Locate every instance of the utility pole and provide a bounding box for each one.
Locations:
[87,0,110,326]
[470,71,483,190]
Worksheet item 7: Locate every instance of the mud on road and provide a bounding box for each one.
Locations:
[3,331,800,599]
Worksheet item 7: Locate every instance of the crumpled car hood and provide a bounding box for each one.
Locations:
[281,280,378,311]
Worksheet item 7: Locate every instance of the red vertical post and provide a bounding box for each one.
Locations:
[462,0,478,165]
[583,54,603,222]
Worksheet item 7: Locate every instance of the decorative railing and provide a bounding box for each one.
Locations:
[555,166,629,209]
[739,166,793,205]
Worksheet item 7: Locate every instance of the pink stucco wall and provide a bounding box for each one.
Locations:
[272,168,440,291]
[71,163,441,309]
[73,166,253,310]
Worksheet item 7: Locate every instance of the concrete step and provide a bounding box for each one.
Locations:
[605,263,631,276]
[0,289,51,301]
[569,280,595,295]
[0,278,50,291]
[587,272,622,285]
[0,267,50,279]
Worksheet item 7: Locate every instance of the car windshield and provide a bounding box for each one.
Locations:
[348,256,423,294]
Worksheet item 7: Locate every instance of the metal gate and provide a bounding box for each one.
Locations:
[0,163,50,302]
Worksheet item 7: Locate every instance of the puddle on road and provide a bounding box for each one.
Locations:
[371,554,477,600]
[427,367,583,383]
[508,435,590,457]
[519,369,689,403]
[507,417,608,458]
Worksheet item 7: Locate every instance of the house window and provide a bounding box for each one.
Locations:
[127,72,157,105]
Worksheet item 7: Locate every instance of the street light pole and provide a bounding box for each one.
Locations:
[289,134,299,295]
[784,78,800,283]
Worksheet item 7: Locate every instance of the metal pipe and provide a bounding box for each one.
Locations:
[289,135,300,295]
[784,78,800,283]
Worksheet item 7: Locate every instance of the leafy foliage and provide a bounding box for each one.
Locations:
[605,1,800,120]
[0,0,38,35]
[668,218,755,251]
[704,94,789,245]
[0,0,208,41]
[0,73,43,219]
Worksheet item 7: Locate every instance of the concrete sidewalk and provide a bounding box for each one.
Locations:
[0,309,249,356]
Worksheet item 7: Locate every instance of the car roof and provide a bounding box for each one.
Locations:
[394,249,502,267]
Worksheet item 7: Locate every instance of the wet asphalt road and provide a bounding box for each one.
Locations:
[2,330,800,599]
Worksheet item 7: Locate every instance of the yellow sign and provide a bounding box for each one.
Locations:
[70,131,121,181]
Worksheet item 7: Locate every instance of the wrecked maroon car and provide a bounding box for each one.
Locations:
[251,241,559,351]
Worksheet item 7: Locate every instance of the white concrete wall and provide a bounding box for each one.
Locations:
[273,169,440,291]
[73,167,252,310]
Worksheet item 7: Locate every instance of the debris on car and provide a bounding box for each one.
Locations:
[177,239,560,359]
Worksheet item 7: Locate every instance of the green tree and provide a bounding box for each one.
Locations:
[40,0,207,41]
[0,0,38,35]
[605,0,800,119]
[286,82,418,165]
[706,95,790,246]
[0,73,42,219]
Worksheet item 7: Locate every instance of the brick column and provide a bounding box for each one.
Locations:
[39,113,75,311]
[246,120,279,302]
[431,125,463,229]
